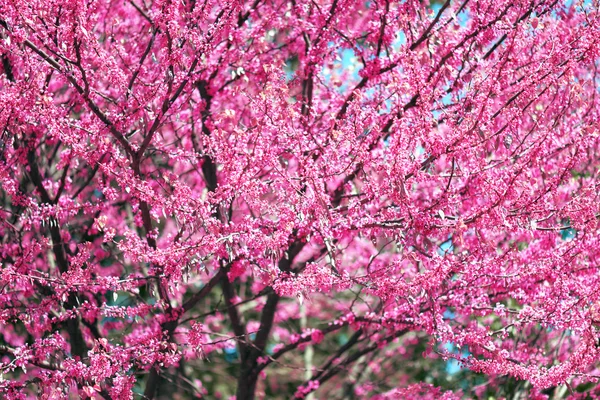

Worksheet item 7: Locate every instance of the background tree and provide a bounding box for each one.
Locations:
[1,0,600,398]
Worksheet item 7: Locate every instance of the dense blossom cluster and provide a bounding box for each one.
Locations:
[1,0,599,398]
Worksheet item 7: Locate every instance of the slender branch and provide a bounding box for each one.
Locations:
[182,268,227,312]
[310,329,364,381]
[19,38,134,156]
[297,329,410,398]
[256,322,349,372]
[127,28,157,96]
[409,0,452,51]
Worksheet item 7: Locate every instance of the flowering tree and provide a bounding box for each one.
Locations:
[1,0,600,398]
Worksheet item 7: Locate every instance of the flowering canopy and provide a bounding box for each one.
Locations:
[1,0,600,398]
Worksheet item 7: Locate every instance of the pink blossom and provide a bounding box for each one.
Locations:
[1,0,600,398]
